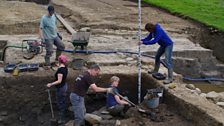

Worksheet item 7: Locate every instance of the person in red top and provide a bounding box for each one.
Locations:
[70,64,112,126]
[47,54,68,124]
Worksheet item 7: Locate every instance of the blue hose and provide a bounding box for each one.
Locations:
[3,46,224,82]
[65,49,224,82]
[183,76,224,82]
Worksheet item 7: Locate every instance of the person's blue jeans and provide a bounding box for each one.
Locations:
[56,84,68,120]
[70,92,86,126]
[155,45,173,79]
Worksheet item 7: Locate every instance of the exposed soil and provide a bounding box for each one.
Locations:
[0,0,224,126]
[0,73,194,126]
[2,0,224,62]
[187,26,224,63]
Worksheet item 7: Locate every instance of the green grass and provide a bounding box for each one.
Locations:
[143,0,224,31]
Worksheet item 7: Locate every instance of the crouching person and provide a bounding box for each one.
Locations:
[106,76,130,117]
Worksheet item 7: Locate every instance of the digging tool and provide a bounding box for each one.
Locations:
[112,88,156,121]
[115,93,146,112]
[110,88,153,114]
[47,89,58,126]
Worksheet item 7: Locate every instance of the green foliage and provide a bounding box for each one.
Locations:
[144,0,224,31]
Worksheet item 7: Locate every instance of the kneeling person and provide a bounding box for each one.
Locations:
[106,76,130,117]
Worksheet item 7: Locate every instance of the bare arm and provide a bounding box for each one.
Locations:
[39,28,44,39]
[90,83,107,93]
[47,74,63,87]
[114,95,129,105]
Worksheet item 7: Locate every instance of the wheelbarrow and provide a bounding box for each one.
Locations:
[70,31,91,50]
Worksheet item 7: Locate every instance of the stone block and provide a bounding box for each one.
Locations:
[85,113,102,125]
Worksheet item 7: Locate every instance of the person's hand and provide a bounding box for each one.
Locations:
[57,32,62,40]
[138,41,143,45]
[122,96,129,101]
[106,88,114,94]
[46,83,52,88]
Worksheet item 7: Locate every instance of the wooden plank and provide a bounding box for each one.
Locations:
[55,14,76,34]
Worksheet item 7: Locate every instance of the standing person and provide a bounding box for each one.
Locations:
[70,64,112,126]
[39,5,65,69]
[139,23,174,84]
[106,76,130,117]
[47,54,68,124]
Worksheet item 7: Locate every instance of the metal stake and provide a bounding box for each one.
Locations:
[137,0,142,104]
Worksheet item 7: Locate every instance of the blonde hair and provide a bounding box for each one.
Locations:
[110,76,120,83]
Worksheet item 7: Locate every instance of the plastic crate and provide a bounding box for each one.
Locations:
[28,63,39,71]
[4,64,16,73]
[18,64,28,72]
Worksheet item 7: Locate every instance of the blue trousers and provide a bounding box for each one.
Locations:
[70,93,86,126]
[155,45,173,79]
[56,84,67,119]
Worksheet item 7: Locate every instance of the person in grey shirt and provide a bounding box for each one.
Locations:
[39,5,65,69]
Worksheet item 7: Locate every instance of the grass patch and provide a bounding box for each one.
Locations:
[144,0,224,31]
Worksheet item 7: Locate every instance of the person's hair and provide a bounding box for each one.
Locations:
[58,54,68,64]
[47,5,55,13]
[110,76,120,83]
[145,23,155,31]
[89,64,100,70]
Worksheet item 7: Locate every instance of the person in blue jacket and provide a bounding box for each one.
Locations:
[106,76,130,117]
[139,23,173,84]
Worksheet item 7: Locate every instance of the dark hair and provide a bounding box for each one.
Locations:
[89,64,100,70]
[47,5,55,13]
[145,23,155,31]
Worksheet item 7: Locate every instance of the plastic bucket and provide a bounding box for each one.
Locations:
[72,58,86,70]
[146,97,159,108]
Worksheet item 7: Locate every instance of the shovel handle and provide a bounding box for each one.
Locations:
[116,93,137,107]
[47,89,55,118]
[113,91,150,114]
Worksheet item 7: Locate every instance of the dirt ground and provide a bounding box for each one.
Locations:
[52,0,195,33]
[52,0,224,64]
[0,0,224,126]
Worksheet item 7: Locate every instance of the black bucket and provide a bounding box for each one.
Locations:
[72,58,86,70]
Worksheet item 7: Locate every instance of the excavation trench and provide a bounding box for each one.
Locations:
[3,72,222,126]
[0,72,189,126]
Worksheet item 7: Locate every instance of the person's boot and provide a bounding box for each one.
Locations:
[55,50,62,61]
[43,57,51,70]
[148,64,159,74]
[163,68,173,84]
[58,110,65,124]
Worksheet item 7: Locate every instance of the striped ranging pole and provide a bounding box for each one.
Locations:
[137,0,142,104]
